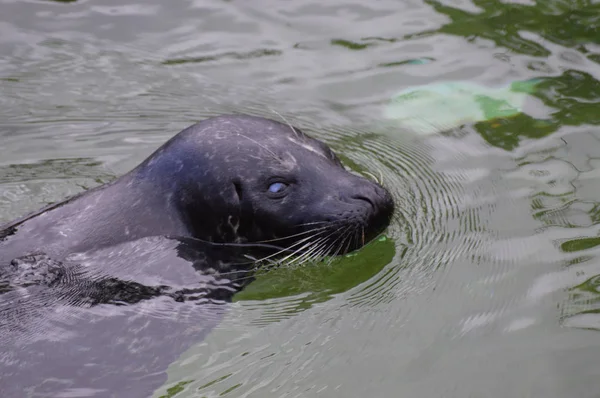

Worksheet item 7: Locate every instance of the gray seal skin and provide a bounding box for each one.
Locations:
[0,114,395,397]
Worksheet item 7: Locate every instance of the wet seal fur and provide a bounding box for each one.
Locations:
[0,114,395,397]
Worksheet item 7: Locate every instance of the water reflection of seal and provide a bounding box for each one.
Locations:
[1,114,394,264]
[0,114,395,398]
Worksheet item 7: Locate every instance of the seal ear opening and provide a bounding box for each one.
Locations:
[233,180,243,203]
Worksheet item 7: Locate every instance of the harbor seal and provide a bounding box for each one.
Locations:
[0,114,395,397]
[1,114,394,263]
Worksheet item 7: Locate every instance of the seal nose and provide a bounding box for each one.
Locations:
[347,181,395,230]
[351,193,376,210]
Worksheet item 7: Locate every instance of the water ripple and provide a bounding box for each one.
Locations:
[2,0,600,396]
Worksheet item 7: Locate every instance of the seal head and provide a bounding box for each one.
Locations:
[132,114,394,257]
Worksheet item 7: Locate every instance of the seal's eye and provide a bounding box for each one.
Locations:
[268,182,287,193]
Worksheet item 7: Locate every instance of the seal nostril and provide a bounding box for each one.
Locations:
[352,194,376,210]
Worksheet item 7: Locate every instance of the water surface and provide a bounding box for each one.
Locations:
[1,0,600,397]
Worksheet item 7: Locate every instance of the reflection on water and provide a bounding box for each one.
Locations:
[423,0,599,58]
[0,158,115,222]
[1,0,600,397]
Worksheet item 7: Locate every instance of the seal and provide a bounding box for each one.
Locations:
[1,114,394,264]
[0,114,395,397]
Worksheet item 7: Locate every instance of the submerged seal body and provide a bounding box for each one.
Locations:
[0,114,395,397]
[1,114,394,263]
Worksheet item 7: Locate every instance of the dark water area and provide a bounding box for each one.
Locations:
[1,0,600,397]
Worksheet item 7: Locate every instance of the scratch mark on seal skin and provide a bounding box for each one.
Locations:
[282,151,298,168]
[236,133,281,161]
[286,136,327,159]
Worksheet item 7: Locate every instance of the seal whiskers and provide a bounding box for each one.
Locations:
[283,222,352,266]
[251,224,330,244]
[220,224,337,268]
[284,233,334,267]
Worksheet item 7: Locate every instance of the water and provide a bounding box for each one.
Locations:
[1,0,600,397]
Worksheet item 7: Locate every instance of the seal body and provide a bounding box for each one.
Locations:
[0,114,395,397]
[0,236,268,398]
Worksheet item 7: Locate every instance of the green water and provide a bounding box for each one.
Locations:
[1,0,600,397]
